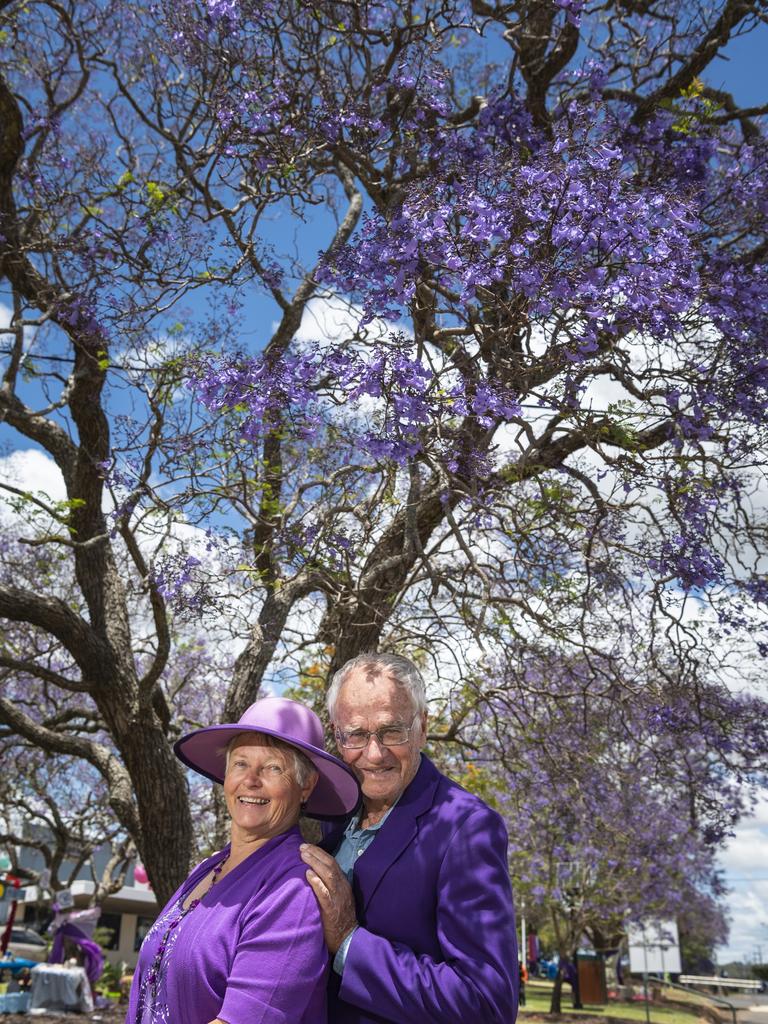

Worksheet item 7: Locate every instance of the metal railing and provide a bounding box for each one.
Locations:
[661,977,747,1024]
[679,976,762,991]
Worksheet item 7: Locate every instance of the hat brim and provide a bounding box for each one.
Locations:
[174,724,360,821]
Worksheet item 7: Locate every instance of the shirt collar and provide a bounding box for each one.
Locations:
[344,789,404,837]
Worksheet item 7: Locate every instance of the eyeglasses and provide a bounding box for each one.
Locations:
[335,715,421,750]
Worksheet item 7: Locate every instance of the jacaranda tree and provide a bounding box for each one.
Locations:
[1,0,767,917]
[470,652,761,1007]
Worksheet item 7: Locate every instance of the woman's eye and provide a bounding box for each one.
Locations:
[265,764,283,775]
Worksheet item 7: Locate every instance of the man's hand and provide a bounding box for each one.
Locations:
[300,843,358,954]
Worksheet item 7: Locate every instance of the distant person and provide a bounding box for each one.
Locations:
[519,961,529,1006]
[126,697,360,1024]
[300,652,518,1024]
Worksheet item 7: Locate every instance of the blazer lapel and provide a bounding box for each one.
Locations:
[353,755,440,913]
[320,818,348,854]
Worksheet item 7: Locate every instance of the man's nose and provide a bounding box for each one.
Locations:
[363,733,387,760]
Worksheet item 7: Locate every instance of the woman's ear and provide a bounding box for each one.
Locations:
[301,769,320,805]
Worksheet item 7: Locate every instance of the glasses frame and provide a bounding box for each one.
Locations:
[335,713,422,750]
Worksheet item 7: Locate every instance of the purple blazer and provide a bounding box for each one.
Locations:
[126,827,328,1024]
[322,755,518,1024]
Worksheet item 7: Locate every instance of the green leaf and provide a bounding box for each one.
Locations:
[146,181,166,205]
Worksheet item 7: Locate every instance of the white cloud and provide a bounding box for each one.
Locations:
[0,299,37,353]
[0,448,67,516]
[717,795,768,964]
[291,294,394,346]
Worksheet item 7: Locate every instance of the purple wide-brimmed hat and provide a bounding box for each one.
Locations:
[174,696,360,820]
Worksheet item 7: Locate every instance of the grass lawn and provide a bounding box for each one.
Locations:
[521,980,711,1024]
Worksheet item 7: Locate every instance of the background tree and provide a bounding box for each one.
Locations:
[470,651,760,1009]
[0,746,136,919]
[0,0,767,919]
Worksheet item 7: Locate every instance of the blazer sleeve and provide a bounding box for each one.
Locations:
[218,875,329,1024]
[338,805,518,1024]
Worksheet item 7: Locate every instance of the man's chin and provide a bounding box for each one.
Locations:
[360,770,400,797]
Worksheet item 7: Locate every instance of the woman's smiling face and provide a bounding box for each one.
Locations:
[223,734,316,843]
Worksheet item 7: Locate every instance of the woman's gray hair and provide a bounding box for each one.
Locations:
[223,731,317,788]
[327,652,427,722]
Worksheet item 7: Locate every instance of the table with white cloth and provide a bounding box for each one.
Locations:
[28,962,94,1014]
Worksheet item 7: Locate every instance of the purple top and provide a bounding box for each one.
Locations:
[136,893,185,1022]
[126,827,328,1024]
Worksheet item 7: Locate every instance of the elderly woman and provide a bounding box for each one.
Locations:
[126,696,360,1024]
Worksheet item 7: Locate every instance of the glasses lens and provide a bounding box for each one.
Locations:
[339,731,367,749]
[338,719,415,748]
[379,728,409,746]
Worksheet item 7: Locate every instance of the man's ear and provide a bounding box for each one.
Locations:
[418,712,428,746]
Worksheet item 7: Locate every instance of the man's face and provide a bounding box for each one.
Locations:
[333,670,426,810]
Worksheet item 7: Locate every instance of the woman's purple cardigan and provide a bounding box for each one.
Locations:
[126,827,328,1024]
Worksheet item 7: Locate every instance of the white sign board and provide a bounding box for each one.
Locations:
[628,920,681,975]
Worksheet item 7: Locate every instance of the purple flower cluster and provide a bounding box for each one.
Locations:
[206,0,239,25]
[190,340,520,465]
[648,484,726,591]
[320,99,703,356]
[150,553,205,612]
[553,0,585,28]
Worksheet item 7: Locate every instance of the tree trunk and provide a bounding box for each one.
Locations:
[110,712,195,907]
[126,748,194,907]
[550,971,564,1013]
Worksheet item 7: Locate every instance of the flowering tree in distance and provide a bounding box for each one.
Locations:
[475,653,760,1009]
[0,0,767,913]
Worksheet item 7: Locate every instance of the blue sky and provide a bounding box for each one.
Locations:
[704,18,768,108]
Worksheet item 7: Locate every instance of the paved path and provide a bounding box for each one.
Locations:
[731,993,768,1024]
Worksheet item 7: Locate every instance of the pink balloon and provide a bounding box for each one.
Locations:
[134,864,148,884]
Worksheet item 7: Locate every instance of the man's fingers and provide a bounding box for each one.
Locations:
[305,868,331,902]
[300,843,342,883]
[300,842,337,870]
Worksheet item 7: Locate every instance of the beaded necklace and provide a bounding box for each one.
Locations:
[146,855,228,997]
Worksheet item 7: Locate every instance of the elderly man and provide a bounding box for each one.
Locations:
[300,652,518,1024]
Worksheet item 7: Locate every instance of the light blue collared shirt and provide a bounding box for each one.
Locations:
[331,798,401,975]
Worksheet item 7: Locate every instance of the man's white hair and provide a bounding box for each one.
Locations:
[327,652,427,722]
